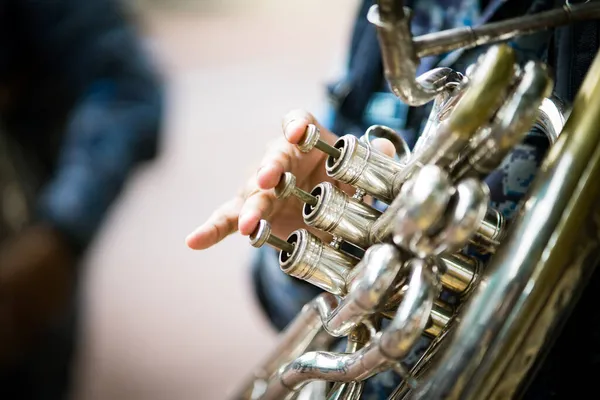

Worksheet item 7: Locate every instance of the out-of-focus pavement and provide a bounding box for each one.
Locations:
[70,1,358,399]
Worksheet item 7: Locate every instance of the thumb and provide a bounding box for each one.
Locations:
[370,137,397,158]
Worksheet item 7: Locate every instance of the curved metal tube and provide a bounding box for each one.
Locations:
[450,60,554,180]
[378,259,438,359]
[367,4,462,106]
[392,165,490,258]
[360,125,412,164]
[232,299,329,400]
[320,244,406,337]
[369,49,565,247]
[326,325,371,400]
[369,44,517,244]
[234,244,406,399]
[417,87,567,177]
[413,2,600,58]
[369,0,598,111]
[535,95,569,145]
[235,3,597,399]
[259,259,437,400]
[407,46,600,400]
[372,62,562,251]
[413,80,466,158]
[323,74,463,204]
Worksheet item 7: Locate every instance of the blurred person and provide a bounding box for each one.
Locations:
[0,0,163,399]
[187,0,598,398]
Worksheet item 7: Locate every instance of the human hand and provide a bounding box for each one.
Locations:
[185,109,395,250]
[0,224,76,367]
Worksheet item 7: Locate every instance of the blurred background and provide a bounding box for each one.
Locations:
[65,1,358,399]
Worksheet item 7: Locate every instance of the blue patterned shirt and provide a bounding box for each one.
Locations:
[0,0,163,253]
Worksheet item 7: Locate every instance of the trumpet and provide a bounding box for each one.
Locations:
[232,1,600,399]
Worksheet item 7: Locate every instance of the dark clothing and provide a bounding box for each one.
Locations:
[0,0,163,399]
[0,0,163,254]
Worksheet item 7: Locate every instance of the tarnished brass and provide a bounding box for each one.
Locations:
[407,43,600,400]
[230,2,600,399]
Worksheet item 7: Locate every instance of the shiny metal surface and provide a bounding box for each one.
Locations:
[470,208,506,254]
[235,3,600,398]
[326,134,404,204]
[391,164,491,258]
[250,219,295,253]
[326,326,370,400]
[259,258,437,400]
[414,78,466,158]
[303,182,381,249]
[367,4,460,107]
[391,165,454,256]
[413,2,600,58]
[298,123,341,158]
[384,301,453,338]
[236,300,330,400]
[407,44,517,173]
[360,125,412,163]
[280,229,359,295]
[327,383,365,400]
[426,303,453,338]
[383,252,477,312]
[325,244,405,337]
[370,44,517,245]
[406,44,600,400]
[237,240,405,399]
[436,179,489,252]
[275,172,318,207]
[437,253,479,295]
[378,259,438,359]
[450,60,553,180]
[535,96,569,145]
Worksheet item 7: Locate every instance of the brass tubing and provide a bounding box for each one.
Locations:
[414,2,600,58]
[381,301,453,338]
[409,45,600,400]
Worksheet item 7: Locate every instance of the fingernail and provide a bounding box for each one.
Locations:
[282,117,296,134]
[284,120,309,144]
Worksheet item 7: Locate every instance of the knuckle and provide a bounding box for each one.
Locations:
[278,151,293,171]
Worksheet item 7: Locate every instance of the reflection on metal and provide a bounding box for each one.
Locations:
[229,1,600,399]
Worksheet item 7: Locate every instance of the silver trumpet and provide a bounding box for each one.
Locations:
[231,1,600,399]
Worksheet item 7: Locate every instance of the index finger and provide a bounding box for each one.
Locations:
[185,197,244,250]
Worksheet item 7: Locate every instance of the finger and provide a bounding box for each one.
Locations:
[282,109,315,142]
[282,109,336,145]
[186,197,243,250]
[370,138,396,158]
[285,119,313,145]
[256,160,285,190]
[238,192,276,236]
